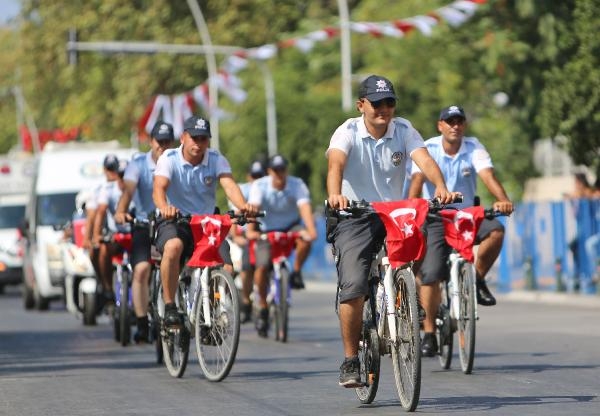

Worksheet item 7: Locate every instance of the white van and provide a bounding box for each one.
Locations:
[0,151,34,294]
[22,141,136,310]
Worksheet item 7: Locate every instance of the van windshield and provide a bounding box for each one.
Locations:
[0,205,26,229]
[37,193,78,227]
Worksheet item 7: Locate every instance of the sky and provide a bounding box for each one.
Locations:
[0,0,20,25]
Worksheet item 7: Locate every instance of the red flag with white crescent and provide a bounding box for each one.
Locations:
[187,215,232,267]
[439,206,485,262]
[371,198,429,267]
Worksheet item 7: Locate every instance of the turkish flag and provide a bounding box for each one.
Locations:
[187,215,232,267]
[267,231,298,263]
[371,199,429,268]
[439,206,485,262]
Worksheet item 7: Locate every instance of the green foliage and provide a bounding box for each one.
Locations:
[1,0,598,206]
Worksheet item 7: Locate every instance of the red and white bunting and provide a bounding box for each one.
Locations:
[138,0,487,136]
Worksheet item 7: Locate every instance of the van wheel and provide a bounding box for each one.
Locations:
[23,284,35,310]
[34,288,50,311]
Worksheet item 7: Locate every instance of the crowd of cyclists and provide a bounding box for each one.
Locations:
[70,74,514,391]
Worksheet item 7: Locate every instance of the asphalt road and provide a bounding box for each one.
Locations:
[1,283,599,416]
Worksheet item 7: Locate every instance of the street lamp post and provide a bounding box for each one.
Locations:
[337,0,352,112]
[186,0,220,150]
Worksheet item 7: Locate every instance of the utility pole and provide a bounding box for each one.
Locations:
[337,0,353,112]
[186,0,220,150]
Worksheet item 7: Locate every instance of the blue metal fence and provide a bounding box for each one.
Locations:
[303,200,600,294]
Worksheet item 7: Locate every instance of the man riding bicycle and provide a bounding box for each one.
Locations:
[246,154,317,337]
[408,105,514,357]
[326,75,456,387]
[92,155,131,307]
[114,121,176,343]
[152,115,257,329]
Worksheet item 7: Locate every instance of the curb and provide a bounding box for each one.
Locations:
[305,281,600,308]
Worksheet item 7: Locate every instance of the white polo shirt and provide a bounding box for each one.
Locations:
[154,145,231,215]
[248,175,311,232]
[124,151,156,219]
[412,135,493,208]
[326,116,425,202]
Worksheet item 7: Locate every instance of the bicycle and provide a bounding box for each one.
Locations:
[254,230,302,342]
[328,198,430,412]
[427,200,507,374]
[110,231,134,346]
[154,210,260,380]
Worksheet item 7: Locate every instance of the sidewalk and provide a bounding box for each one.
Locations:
[304,281,600,309]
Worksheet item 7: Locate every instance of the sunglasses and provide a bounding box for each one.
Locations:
[365,98,396,109]
[443,117,465,126]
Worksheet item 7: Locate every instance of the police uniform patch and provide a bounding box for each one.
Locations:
[204,176,214,186]
[391,151,403,166]
[461,167,471,177]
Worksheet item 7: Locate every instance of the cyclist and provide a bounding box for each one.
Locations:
[114,121,176,343]
[246,154,317,337]
[408,105,514,357]
[228,159,266,324]
[92,155,131,307]
[152,115,257,329]
[326,75,455,387]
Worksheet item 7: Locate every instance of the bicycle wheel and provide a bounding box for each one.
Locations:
[273,266,290,343]
[391,268,421,412]
[355,296,380,404]
[148,268,163,364]
[437,281,453,370]
[194,268,240,381]
[457,262,476,374]
[119,268,131,346]
[160,283,190,378]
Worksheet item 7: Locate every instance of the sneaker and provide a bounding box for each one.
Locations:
[476,279,497,306]
[134,317,150,344]
[290,271,305,290]
[240,302,252,324]
[338,356,362,387]
[255,307,269,338]
[163,303,182,329]
[421,332,438,357]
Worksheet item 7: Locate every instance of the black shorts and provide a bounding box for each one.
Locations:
[419,217,504,285]
[329,212,386,303]
[154,218,232,267]
[130,224,152,267]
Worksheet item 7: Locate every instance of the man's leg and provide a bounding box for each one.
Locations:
[475,228,504,306]
[132,261,151,342]
[290,238,311,289]
[160,238,184,328]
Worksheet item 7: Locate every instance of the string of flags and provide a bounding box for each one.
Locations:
[138,0,487,138]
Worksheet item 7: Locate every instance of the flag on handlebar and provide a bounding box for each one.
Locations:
[187,215,233,267]
[440,206,485,262]
[371,199,428,267]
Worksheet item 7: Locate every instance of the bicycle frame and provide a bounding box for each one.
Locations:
[448,252,478,322]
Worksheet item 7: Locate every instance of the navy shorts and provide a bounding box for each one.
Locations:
[329,212,386,303]
[419,217,504,285]
[130,224,152,267]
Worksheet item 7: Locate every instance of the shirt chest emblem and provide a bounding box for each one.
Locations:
[391,151,403,166]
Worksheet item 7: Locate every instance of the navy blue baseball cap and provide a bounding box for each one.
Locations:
[183,116,211,137]
[358,75,397,101]
[103,154,120,172]
[439,105,466,120]
[151,121,175,141]
[268,154,288,170]
[248,160,266,178]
